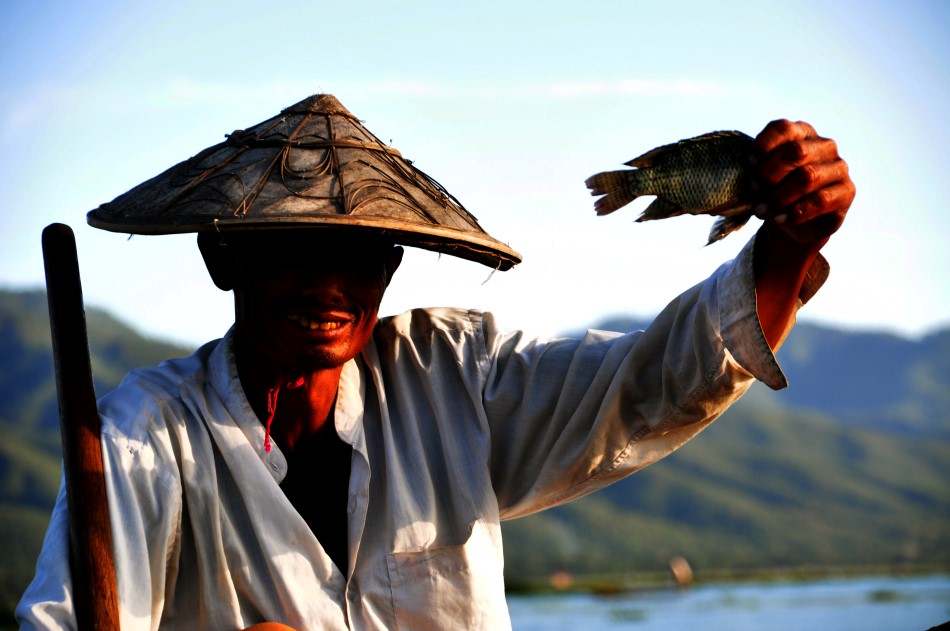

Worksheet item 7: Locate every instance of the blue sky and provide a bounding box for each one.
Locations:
[1,0,947,347]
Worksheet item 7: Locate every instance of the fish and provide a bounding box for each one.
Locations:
[585,130,758,244]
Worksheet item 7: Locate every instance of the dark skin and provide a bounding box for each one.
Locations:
[749,120,855,349]
[200,232,404,446]
[198,119,855,574]
[199,231,403,572]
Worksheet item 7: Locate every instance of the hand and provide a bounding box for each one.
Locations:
[749,120,855,351]
[751,119,856,248]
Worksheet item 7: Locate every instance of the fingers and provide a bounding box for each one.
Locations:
[756,133,841,186]
[770,159,851,210]
[750,119,856,245]
[753,119,820,156]
[772,182,854,240]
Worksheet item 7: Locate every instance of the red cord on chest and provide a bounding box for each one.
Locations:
[263,375,306,453]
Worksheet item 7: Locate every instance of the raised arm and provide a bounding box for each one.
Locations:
[750,119,856,349]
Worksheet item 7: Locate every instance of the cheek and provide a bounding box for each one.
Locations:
[346,269,389,312]
[348,298,383,348]
[233,282,292,350]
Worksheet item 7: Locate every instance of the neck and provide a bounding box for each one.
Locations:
[234,333,345,452]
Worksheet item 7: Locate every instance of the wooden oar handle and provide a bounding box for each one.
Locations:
[43,223,120,630]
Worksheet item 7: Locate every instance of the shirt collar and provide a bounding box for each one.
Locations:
[207,326,370,477]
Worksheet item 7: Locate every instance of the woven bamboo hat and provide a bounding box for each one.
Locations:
[87,94,521,270]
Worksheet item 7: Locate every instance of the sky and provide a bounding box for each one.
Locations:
[1,0,947,348]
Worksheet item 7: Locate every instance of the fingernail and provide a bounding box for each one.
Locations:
[774,213,788,224]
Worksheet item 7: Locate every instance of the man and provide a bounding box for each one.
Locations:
[18,95,854,629]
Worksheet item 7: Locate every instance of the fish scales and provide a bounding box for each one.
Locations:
[585,130,757,244]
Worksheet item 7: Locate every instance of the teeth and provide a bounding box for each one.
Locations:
[288,314,344,331]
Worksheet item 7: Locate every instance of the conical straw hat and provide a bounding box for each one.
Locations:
[87,94,521,270]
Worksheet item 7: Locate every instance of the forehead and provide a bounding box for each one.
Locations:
[224,229,393,260]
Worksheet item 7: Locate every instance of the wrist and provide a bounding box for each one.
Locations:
[753,223,823,288]
[752,224,824,350]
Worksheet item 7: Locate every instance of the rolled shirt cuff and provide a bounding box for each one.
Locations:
[718,233,829,390]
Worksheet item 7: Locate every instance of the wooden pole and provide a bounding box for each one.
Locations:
[42,223,120,630]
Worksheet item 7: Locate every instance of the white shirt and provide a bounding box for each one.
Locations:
[17,237,825,630]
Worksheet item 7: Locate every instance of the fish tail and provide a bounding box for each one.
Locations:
[585,170,645,216]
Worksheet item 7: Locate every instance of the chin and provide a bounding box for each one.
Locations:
[291,346,356,372]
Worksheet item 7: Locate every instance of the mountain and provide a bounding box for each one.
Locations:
[571,315,949,438]
[502,394,949,580]
[0,289,947,620]
[501,314,949,580]
[0,289,192,622]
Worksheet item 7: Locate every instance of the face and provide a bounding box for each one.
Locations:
[206,230,402,373]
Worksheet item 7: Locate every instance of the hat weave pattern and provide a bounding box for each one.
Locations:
[88,94,520,270]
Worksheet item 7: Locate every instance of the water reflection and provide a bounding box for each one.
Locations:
[508,574,950,631]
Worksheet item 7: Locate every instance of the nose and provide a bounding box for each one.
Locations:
[281,265,352,302]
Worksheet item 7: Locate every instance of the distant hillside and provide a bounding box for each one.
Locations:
[503,395,949,579]
[503,314,950,581]
[0,290,194,437]
[0,289,192,622]
[575,315,950,438]
[0,290,191,506]
[771,324,949,437]
[0,289,947,621]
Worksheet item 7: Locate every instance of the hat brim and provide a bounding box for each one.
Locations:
[86,94,521,270]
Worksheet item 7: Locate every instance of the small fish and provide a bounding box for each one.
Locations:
[585,130,758,244]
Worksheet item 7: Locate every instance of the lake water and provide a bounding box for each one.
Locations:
[507,574,949,630]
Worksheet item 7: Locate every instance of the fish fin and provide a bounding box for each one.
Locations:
[689,130,752,142]
[625,130,753,168]
[624,141,680,168]
[706,212,752,244]
[585,170,644,215]
[636,197,684,222]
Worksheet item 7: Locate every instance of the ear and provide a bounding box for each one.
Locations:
[197,232,239,291]
[384,246,404,287]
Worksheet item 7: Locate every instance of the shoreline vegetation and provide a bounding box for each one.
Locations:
[503,563,950,596]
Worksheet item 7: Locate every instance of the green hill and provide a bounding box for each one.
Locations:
[0,288,947,620]
[573,315,949,438]
[0,289,193,622]
[502,395,949,581]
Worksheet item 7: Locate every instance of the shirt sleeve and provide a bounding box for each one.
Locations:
[16,401,184,631]
[15,480,75,630]
[481,233,824,519]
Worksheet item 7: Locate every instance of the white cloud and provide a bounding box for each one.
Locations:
[1,75,747,138]
[148,75,743,105]
[355,76,740,101]
[519,78,731,99]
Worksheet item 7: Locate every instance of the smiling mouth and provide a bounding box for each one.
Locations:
[287,314,349,331]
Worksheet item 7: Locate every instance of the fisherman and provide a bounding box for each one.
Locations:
[17,94,854,630]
